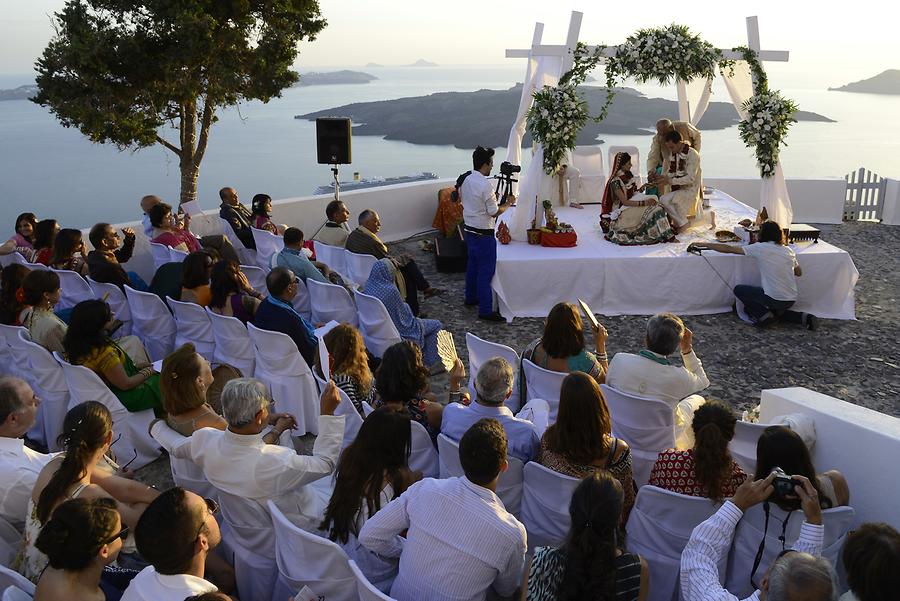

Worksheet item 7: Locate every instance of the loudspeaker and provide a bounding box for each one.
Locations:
[434,227,468,273]
[316,117,352,165]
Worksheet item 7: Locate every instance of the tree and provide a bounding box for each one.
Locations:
[33,0,326,204]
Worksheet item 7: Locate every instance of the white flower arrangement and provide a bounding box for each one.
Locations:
[526,84,589,174]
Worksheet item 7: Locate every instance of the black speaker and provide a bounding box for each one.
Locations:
[434,226,468,273]
[316,117,352,165]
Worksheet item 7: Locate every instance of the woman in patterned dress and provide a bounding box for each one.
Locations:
[602,152,675,246]
[374,340,443,442]
[320,324,377,417]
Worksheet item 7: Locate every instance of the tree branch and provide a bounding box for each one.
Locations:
[155,135,182,156]
[193,97,215,167]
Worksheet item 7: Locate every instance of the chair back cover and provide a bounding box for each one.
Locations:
[148,242,171,271]
[12,331,69,451]
[239,264,266,295]
[521,359,565,421]
[308,279,358,327]
[729,420,770,475]
[437,434,524,516]
[206,308,255,376]
[0,252,27,268]
[149,421,217,500]
[344,250,378,287]
[166,296,215,361]
[520,461,580,550]
[626,485,723,601]
[408,420,439,478]
[0,325,29,379]
[0,566,34,596]
[349,559,396,601]
[87,278,132,336]
[51,268,95,310]
[465,332,521,412]
[353,290,402,358]
[250,227,284,270]
[124,285,176,362]
[291,277,312,321]
[313,241,348,279]
[601,384,674,486]
[217,490,276,601]
[0,516,22,569]
[1,585,33,601]
[168,247,189,262]
[219,217,256,266]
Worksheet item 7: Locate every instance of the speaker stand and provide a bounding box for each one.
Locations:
[331,164,341,202]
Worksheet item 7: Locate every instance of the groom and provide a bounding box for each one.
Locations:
[655,130,702,233]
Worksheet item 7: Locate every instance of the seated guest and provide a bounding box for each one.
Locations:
[276,227,329,284]
[689,220,818,330]
[150,202,202,253]
[86,223,145,291]
[161,378,343,532]
[441,357,547,462]
[525,472,648,601]
[681,473,835,601]
[841,522,900,601]
[21,270,67,354]
[539,372,635,522]
[321,409,422,592]
[139,194,159,237]
[521,301,608,404]
[33,497,127,601]
[755,425,849,508]
[0,264,29,325]
[606,312,709,449]
[180,250,215,306]
[208,259,262,324]
[218,186,256,250]
[251,193,286,234]
[253,266,317,366]
[121,487,223,601]
[49,228,89,275]
[359,418,527,601]
[0,377,51,532]
[31,219,60,265]
[141,194,240,264]
[649,399,747,500]
[160,344,227,436]
[347,209,441,316]
[374,341,444,441]
[364,259,442,368]
[320,324,377,416]
[20,401,159,581]
[0,212,38,260]
[314,199,352,247]
[64,300,162,413]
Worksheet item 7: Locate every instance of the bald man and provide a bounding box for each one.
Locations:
[218,186,256,250]
[647,118,701,176]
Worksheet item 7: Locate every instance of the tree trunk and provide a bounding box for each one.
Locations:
[179,161,200,205]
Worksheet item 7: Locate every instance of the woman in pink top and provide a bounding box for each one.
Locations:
[149,202,201,253]
[251,193,286,234]
[0,212,38,260]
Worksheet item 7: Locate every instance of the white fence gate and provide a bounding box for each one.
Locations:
[844,167,887,221]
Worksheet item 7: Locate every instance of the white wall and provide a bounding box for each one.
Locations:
[705,177,847,225]
[881,178,900,225]
[759,387,900,531]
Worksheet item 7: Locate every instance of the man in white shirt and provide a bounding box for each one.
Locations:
[158,377,343,532]
[606,312,709,448]
[688,221,818,330]
[441,357,547,462]
[122,487,222,601]
[681,472,836,601]
[0,377,52,532]
[460,146,516,322]
[360,418,527,601]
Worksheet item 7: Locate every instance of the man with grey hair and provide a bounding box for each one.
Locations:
[606,312,709,448]
[440,357,549,462]
[682,472,836,601]
[156,377,343,532]
[0,376,52,532]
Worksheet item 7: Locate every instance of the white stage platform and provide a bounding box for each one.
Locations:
[493,191,859,320]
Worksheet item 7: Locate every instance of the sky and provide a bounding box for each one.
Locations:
[2,1,897,89]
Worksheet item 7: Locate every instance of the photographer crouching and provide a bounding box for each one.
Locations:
[459,146,517,322]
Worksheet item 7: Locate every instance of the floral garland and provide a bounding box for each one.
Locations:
[526,83,590,174]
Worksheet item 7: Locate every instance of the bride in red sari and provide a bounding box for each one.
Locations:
[601,152,675,245]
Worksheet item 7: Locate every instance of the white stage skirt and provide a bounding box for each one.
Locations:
[492,191,858,320]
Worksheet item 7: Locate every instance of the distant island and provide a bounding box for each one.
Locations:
[296,85,834,149]
[292,70,377,86]
[0,84,38,102]
[407,59,437,67]
[364,62,384,68]
[829,69,900,95]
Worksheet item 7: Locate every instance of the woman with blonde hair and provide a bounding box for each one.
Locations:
[320,324,376,416]
[160,343,227,436]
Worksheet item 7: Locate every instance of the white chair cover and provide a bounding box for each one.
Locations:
[292,277,312,321]
[313,369,363,449]
[313,241,348,279]
[87,278,132,336]
[349,559,395,601]
[149,421,217,499]
[246,323,319,436]
[626,485,723,601]
[123,285,176,362]
[570,146,606,205]
[521,359,565,421]
[216,490,276,601]
[0,325,29,379]
[50,268,95,310]
[607,145,643,185]
[307,279,358,327]
[250,227,284,271]
[465,332,521,412]
[730,420,770,475]
[436,434,524,516]
[0,253,27,268]
[165,297,215,361]
[240,264,267,295]
[0,516,22,569]
[1,585,33,601]
[520,461,580,551]
[353,290,402,358]
[267,500,358,601]
[219,217,257,266]
[0,566,33,597]
[53,352,159,470]
[168,247,189,263]
[11,331,69,451]
[148,242,171,271]
[206,308,255,376]
[22,263,47,272]
[601,384,675,487]
[725,503,855,599]
[409,420,439,478]
[344,251,378,287]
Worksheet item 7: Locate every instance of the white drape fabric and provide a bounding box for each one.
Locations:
[676,77,711,124]
[722,61,793,227]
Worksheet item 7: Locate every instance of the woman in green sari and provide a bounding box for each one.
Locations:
[602,152,676,245]
[63,300,162,413]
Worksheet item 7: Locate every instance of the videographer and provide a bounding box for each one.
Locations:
[459,146,516,322]
[681,472,836,601]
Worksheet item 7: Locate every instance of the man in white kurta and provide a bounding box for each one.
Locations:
[656,131,702,230]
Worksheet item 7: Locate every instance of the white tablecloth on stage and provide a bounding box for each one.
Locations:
[492,191,858,320]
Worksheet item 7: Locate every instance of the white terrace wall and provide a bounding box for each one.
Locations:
[881,178,900,225]
[705,177,846,224]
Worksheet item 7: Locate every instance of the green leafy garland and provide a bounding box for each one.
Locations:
[526,75,590,173]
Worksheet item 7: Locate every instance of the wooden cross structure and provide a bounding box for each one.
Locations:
[505,12,789,122]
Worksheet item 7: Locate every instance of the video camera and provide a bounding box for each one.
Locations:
[499,161,521,176]
[494,162,521,205]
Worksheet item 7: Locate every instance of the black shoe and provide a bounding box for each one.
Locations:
[478,311,505,322]
[805,314,819,331]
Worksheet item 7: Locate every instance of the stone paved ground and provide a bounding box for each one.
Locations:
[135,221,900,488]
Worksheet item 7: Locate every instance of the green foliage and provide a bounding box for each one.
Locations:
[526,84,589,174]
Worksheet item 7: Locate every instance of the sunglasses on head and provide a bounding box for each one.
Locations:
[104,525,129,544]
